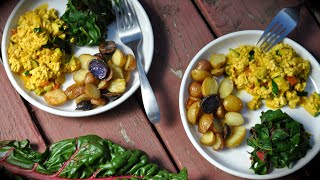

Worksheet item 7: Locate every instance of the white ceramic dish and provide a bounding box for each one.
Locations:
[179,30,320,179]
[1,0,154,117]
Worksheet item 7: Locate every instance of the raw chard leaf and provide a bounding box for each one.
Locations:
[0,135,188,179]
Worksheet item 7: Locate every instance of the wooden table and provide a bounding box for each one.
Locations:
[1,0,319,179]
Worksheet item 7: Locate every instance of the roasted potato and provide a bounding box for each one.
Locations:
[224,112,244,126]
[198,113,213,133]
[85,83,101,99]
[65,84,85,100]
[201,77,218,96]
[189,81,203,98]
[84,72,100,85]
[187,101,201,124]
[91,98,107,106]
[200,130,216,146]
[97,79,108,90]
[225,126,246,148]
[196,59,212,72]
[73,69,89,85]
[124,54,137,71]
[107,79,126,93]
[219,77,234,98]
[78,54,95,69]
[212,134,224,151]
[185,96,200,110]
[111,49,127,68]
[44,89,67,106]
[191,69,212,82]
[209,54,226,69]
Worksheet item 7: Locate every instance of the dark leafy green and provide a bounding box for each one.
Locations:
[61,0,118,46]
[248,50,255,61]
[247,109,311,175]
[271,79,278,96]
[0,135,187,179]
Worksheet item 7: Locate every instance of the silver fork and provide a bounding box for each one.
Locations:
[114,0,160,124]
[257,3,303,52]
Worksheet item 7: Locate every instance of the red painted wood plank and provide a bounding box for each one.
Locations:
[31,97,177,173]
[194,0,320,59]
[0,66,46,151]
[0,0,19,41]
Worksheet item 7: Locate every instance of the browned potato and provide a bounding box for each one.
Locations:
[211,67,225,76]
[85,83,101,99]
[73,69,89,85]
[84,72,100,85]
[216,105,226,119]
[200,130,216,146]
[187,101,201,124]
[44,89,67,106]
[78,54,95,69]
[124,54,137,71]
[191,69,212,82]
[196,59,212,72]
[91,98,107,106]
[225,126,246,148]
[212,134,224,151]
[209,54,226,69]
[185,96,200,110]
[75,94,91,104]
[124,71,131,83]
[109,64,124,79]
[198,113,213,133]
[201,77,218,96]
[111,49,127,68]
[65,84,85,100]
[211,117,223,134]
[107,79,126,93]
[189,81,203,98]
[97,79,108,90]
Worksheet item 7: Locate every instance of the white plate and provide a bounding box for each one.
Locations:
[1,0,154,117]
[179,30,320,179]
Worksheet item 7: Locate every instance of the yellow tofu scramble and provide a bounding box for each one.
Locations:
[8,5,80,95]
[225,43,313,111]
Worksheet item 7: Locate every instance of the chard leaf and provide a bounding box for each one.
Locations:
[272,79,279,96]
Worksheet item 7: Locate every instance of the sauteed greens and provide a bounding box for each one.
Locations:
[61,0,120,46]
[0,135,187,179]
[247,109,311,175]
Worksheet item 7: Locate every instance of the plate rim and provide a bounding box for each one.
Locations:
[179,30,320,179]
[1,0,154,117]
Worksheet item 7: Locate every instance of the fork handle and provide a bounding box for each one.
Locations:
[133,42,160,124]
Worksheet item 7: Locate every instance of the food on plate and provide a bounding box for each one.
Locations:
[247,109,311,175]
[61,0,116,46]
[186,57,246,150]
[0,135,188,179]
[7,5,80,97]
[225,43,310,111]
[66,45,137,110]
[301,92,320,117]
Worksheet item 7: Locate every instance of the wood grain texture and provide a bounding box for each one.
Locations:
[138,0,242,179]
[31,97,177,173]
[0,0,19,41]
[0,66,46,151]
[195,0,320,60]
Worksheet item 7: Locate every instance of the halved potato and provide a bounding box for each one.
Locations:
[187,101,201,124]
[84,72,100,85]
[191,69,212,82]
[201,77,218,96]
[219,77,234,98]
[73,69,89,85]
[44,89,67,106]
[211,117,223,134]
[200,131,216,146]
[109,64,124,79]
[185,96,200,110]
[91,98,107,106]
[225,126,246,148]
[124,54,137,71]
[198,113,213,133]
[224,112,244,126]
[75,94,91,104]
[64,83,85,100]
[211,67,225,77]
[97,79,108,90]
[212,134,224,151]
[107,79,126,93]
[209,54,226,69]
[85,83,101,99]
[111,49,127,68]
[78,54,95,69]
